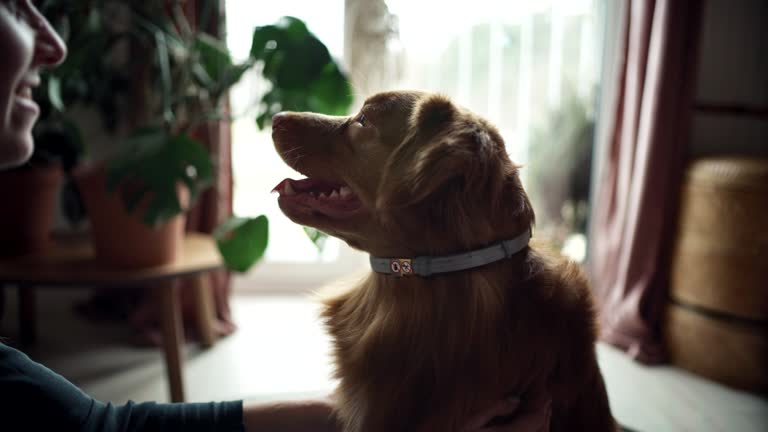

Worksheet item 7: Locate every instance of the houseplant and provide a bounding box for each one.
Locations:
[46,1,352,270]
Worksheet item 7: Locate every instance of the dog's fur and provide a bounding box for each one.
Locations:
[272,91,616,431]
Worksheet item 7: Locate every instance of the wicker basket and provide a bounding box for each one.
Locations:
[665,157,768,394]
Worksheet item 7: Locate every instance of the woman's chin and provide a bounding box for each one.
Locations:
[0,132,34,169]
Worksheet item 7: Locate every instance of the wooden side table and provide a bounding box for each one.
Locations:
[0,233,224,402]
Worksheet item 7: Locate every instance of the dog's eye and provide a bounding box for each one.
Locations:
[356,114,367,127]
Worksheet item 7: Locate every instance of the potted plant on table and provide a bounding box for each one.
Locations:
[52,0,351,271]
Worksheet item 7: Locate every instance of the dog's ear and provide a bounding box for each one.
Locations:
[413,94,457,137]
[376,95,502,212]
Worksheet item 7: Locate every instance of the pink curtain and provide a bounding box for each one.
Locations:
[588,0,703,363]
[134,0,238,343]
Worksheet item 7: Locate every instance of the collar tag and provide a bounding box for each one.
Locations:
[389,258,413,276]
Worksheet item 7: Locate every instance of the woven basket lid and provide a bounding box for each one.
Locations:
[686,157,768,189]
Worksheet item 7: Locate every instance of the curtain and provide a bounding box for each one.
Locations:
[140,0,237,342]
[182,119,237,339]
[588,0,702,363]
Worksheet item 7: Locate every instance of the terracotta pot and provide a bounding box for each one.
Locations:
[0,164,62,257]
[74,163,188,268]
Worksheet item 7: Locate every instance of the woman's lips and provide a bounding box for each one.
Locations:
[14,94,40,116]
[13,83,39,116]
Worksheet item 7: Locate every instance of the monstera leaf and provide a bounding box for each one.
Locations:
[107,128,214,227]
[251,16,353,129]
[215,216,269,273]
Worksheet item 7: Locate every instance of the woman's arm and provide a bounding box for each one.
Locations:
[0,343,243,432]
[242,398,338,432]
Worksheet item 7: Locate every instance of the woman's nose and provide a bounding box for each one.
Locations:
[30,6,67,67]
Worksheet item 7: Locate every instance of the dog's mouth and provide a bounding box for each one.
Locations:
[272,177,363,220]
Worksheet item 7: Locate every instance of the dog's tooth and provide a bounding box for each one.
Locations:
[284,181,295,196]
[319,192,329,199]
[329,190,340,199]
[339,186,351,197]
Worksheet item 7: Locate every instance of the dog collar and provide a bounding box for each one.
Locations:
[370,230,531,277]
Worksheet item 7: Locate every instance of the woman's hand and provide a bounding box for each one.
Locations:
[463,388,552,432]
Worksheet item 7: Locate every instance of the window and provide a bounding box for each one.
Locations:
[387,0,599,260]
[226,0,367,291]
[226,0,600,291]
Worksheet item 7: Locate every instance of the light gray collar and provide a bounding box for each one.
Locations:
[370,230,531,277]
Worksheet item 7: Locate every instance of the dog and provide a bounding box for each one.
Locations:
[271,91,616,431]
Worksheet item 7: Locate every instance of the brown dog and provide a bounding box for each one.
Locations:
[271,91,616,432]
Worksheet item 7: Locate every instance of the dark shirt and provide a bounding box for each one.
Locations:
[0,343,244,432]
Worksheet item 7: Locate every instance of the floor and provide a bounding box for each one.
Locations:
[1,287,766,432]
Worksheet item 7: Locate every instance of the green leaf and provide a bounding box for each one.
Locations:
[250,16,331,88]
[250,24,289,61]
[275,36,330,89]
[47,76,64,111]
[219,62,253,93]
[107,129,215,227]
[307,62,353,115]
[250,17,353,129]
[303,226,328,251]
[276,16,310,36]
[196,33,234,84]
[106,127,168,191]
[214,216,269,272]
[154,30,174,125]
[191,62,214,88]
[169,133,215,201]
[256,112,270,130]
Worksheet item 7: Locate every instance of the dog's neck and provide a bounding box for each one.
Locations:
[369,230,531,277]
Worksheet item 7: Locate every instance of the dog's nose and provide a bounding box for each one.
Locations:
[272,112,288,129]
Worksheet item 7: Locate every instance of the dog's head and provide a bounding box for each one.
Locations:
[272,91,534,257]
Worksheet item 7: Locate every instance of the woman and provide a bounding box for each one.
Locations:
[0,1,550,430]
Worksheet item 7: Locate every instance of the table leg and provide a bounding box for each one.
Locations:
[158,279,185,402]
[18,285,36,345]
[191,273,217,348]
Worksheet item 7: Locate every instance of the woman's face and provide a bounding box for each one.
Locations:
[0,0,66,169]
